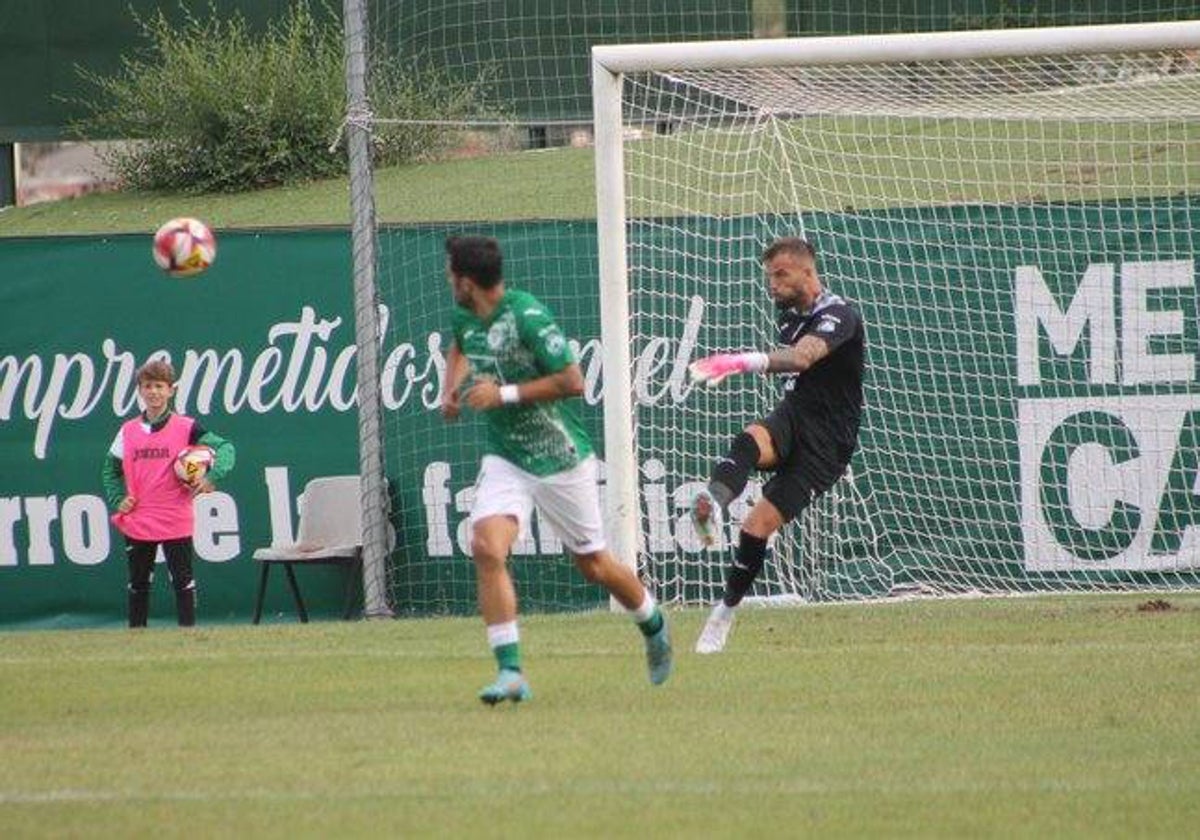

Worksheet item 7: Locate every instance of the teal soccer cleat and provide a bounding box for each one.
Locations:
[479,669,532,705]
[644,621,673,686]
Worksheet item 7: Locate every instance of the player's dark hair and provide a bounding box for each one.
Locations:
[762,237,817,265]
[446,235,503,288]
[136,359,176,385]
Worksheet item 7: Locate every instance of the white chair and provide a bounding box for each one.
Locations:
[252,475,363,623]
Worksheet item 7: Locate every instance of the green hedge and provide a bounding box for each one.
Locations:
[71,1,496,193]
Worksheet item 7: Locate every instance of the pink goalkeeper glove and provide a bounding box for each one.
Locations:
[688,352,770,386]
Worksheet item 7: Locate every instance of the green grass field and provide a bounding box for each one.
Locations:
[0,146,598,237]
[2,596,1199,838]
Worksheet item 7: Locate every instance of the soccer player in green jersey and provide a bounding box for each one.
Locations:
[441,235,672,704]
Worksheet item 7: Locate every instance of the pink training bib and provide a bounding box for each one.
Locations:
[111,414,196,541]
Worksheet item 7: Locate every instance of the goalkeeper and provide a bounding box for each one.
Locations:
[689,237,864,653]
[440,235,672,704]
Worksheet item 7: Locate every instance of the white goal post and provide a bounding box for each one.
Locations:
[592,20,1200,605]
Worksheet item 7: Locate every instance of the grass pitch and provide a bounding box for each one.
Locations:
[0,146,598,237]
[2,595,1199,838]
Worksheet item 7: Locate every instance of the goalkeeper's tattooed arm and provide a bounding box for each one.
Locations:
[765,334,832,373]
[689,335,832,385]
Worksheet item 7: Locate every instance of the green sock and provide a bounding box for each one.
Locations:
[637,607,664,638]
[494,642,521,672]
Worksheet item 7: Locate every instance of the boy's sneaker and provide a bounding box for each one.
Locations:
[695,605,735,654]
[690,488,724,547]
[479,669,532,705]
[644,621,673,686]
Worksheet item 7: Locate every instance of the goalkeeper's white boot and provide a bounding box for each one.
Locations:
[690,488,724,547]
[695,603,735,654]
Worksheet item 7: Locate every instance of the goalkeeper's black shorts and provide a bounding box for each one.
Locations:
[758,398,852,522]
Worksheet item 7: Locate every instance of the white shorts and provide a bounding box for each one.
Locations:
[469,455,607,555]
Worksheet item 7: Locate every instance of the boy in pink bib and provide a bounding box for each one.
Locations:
[102,360,236,627]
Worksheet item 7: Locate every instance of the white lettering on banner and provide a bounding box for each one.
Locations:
[59,495,109,566]
[1,343,140,462]
[1018,395,1200,571]
[0,491,243,566]
[641,459,674,552]
[1016,262,1116,386]
[381,332,443,411]
[14,462,748,568]
[2,299,706,460]
[423,462,453,556]
[1121,261,1194,385]
[263,466,297,547]
[193,493,240,562]
[179,348,253,413]
[1016,260,1194,387]
[453,484,475,555]
[1016,258,1200,571]
[24,496,57,566]
[635,337,673,405]
[0,497,23,566]
[632,295,703,406]
[1,495,113,567]
[422,456,757,557]
[576,338,602,403]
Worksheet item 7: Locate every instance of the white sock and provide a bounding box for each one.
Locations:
[630,591,657,623]
[486,620,519,649]
[712,602,735,621]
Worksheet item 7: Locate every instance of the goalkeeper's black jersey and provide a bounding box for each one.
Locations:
[775,289,865,469]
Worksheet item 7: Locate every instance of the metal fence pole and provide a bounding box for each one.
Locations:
[343,0,392,617]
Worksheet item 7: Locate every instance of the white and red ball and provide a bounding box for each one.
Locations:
[174,445,215,485]
[153,217,216,277]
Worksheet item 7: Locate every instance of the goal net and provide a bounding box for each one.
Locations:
[352,3,1200,615]
[593,22,1200,605]
[360,3,763,615]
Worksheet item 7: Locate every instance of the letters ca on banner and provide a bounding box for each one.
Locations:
[1016,259,1200,571]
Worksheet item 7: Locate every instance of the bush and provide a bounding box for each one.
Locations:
[72,1,497,193]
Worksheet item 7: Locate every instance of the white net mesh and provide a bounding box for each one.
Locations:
[360,2,1200,614]
[614,46,1200,604]
[363,1,1200,128]
[365,4,762,615]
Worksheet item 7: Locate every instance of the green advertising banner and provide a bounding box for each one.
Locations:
[369,222,612,616]
[5,201,1200,628]
[1,231,366,626]
[0,224,611,627]
[815,198,1200,590]
[628,200,1200,600]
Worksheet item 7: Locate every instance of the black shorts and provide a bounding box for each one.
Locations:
[757,399,850,522]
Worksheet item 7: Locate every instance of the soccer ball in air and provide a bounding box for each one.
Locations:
[153,217,216,277]
[174,445,215,485]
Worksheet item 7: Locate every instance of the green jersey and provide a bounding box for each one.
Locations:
[452,288,593,476]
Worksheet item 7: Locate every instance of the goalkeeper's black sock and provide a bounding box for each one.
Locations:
[708,432,761,509]
[723,532,768,608]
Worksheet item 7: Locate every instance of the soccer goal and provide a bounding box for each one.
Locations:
[593,20,1200,605]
